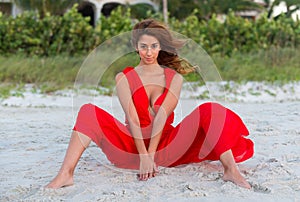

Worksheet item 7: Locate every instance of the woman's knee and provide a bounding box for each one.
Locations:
[78,103,97,115]
[198,102,228,115]
[76,103,101,124]
[198,102,223,110]
[79,103,95,112]
[198,102,228,124]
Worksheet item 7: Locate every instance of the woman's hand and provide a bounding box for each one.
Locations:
[138,153,159,181]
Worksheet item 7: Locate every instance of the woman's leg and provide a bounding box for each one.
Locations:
[220,150,251,189]
[45,131,91,189]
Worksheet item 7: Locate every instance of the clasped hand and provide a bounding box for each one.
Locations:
[138,153,159,181]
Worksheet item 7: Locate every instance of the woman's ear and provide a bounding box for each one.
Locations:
[135,45,139,54]
[130,39,137,49]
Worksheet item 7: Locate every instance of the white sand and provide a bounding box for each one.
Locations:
[1,84,300,201]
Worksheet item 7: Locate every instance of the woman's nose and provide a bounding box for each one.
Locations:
[146,48,153,55]
[146,50,151,56]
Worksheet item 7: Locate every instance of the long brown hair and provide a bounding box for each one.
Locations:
[131,19,195,74]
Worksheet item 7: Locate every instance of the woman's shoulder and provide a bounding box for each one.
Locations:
[164,68,183,86]
[165,67,183,80]
[115,66,135,82]
[123,66,135,73]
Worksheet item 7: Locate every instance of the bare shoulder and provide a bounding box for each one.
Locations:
[174,72,183,81]
[171,71,183,84]
[115,72,125,82]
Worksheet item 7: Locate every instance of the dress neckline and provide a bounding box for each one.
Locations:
[131,67,167,109]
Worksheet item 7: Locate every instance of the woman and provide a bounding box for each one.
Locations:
[46,19,254,189]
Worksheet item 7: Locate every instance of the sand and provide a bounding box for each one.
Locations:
[1,85,300,201]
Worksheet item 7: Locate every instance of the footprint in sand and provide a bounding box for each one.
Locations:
[250,182,271,193]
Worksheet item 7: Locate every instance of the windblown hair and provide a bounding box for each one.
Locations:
[131,19,195,75]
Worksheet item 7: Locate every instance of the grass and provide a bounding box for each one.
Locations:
[0,54,84,93]
[0,47,300,98]
[213,47,300,82]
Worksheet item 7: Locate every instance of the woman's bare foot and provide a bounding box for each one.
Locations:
[45,171,74,189]
[222,168,251,189]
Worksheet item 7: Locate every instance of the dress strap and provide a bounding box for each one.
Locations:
[122,66,143,94]
[164,68,177,91]
[122,66,134,74]
[122,66,177,93]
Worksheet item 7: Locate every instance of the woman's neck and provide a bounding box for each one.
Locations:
[137,63,162,73]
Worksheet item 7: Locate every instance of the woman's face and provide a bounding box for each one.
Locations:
[136,34,161,65]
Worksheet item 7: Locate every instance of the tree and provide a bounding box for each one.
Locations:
[151,0,168,23]
[157,0,263,20]
[264,0,300,19]
[285,0,300,18]
[13,0,82,18]
[198,0,263,20]
[162,0,168,23]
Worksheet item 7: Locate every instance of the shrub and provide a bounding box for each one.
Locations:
[0,6,300,57]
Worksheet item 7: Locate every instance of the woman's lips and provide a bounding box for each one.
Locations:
[145,58,153,62]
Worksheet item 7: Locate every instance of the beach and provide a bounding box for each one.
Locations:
[1,84,300,201]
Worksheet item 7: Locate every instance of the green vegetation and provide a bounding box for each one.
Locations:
[0,5,95,56]
[13,0,81,18]
[1,3,300,97]
[213,47,300,82]
[1,5,300,57]
[0,54,83,94]
[1,47,299,97]
[164,0,263,20]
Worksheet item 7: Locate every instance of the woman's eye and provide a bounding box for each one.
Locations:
[152,44,159,49]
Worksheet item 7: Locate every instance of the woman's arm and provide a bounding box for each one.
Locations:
[116,72,158,180]
[148,73,183,154]
[115,72,147,155]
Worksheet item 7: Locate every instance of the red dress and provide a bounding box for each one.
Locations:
[73,67,254,169]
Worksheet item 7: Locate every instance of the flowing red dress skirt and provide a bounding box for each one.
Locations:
[73,67,254,170]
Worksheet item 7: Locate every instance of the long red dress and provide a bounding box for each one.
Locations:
[73,67,254,169]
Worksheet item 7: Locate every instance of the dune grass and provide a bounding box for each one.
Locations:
[0,54,84,94]
[0,47,299,98]
[213,47,300,82]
